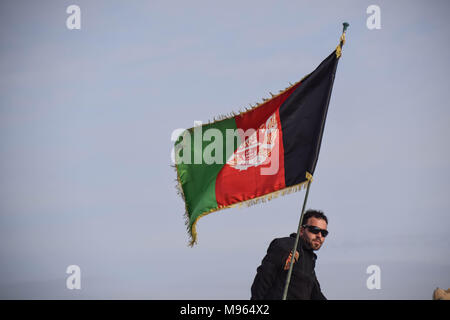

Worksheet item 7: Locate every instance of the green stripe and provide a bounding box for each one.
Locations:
[175,118,239,227]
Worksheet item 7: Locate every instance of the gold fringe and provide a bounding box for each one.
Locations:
[201,73,311,127]
[187,172,313,246]
[171,163,194,240]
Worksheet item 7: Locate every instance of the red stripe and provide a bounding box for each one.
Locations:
[215,82,301,207]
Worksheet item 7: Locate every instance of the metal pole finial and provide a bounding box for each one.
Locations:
[343,22,349,33]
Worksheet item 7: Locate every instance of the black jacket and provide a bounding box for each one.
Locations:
[250,233,326,300]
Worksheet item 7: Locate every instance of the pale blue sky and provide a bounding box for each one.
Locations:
[1,0,449,299]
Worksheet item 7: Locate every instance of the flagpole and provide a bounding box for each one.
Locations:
[282,177,312,300]
[281,22,348,300]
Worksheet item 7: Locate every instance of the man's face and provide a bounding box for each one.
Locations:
[300,217,328,251]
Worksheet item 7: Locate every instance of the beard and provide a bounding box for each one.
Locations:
[301,234,323,251]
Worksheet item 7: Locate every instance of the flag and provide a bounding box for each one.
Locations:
[175,35,345,246]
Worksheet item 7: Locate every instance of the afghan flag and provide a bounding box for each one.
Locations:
[175,33,346,246]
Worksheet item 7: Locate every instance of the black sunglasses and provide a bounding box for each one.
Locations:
[302,225,329,237]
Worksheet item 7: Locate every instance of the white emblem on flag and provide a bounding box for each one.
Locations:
[226,113,279,171]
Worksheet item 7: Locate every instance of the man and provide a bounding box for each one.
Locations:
[250,209,328,300]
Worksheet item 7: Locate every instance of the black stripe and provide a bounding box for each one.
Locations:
[279,51,339,186]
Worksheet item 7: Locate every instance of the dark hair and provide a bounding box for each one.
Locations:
[301,209,328,226]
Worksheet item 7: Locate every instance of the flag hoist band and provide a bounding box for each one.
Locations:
[174,21,349,281]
